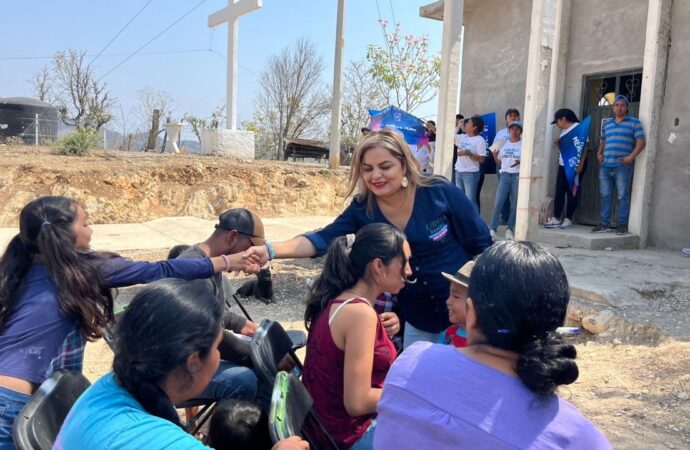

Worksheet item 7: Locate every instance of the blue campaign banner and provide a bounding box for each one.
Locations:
[368,105,429,146]
[479,112,497,174]
[559,116,591,195]
[479,112,497,147]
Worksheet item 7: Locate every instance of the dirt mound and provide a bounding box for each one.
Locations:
[0,146,350,226]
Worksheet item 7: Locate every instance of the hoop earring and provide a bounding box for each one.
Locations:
[401,176,409,188]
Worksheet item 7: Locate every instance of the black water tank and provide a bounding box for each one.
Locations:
[0,97,59,144]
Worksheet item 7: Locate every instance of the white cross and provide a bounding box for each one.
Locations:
[208,0,262,130]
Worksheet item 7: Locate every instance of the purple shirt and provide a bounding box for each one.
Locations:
[0,257,213,385]
[375,342,611,450]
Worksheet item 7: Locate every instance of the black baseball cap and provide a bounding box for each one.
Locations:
[216,208,265,245]
[551,108,579,124]
[505,108,520,118]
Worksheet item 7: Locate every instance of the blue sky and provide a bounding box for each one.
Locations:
[0,0,443,131]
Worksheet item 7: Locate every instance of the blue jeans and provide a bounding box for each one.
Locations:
[350,419,376,450]
[599,165,633,226]
[496,172,512,223]
[198,361,258,402]
[454,171,481,212]
[403,322,444,350]
[0,386,30,449]
[490,172,519,232]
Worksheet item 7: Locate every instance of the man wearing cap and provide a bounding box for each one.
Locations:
[544,108,587,229]
[176,208,266,402]
[594,95,645,234]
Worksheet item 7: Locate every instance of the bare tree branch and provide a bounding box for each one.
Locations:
[252,37,331,160]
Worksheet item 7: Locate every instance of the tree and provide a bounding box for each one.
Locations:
[30,49,115,130]
[183,102,225,144]
[135,87,175,132]
[340,60,387,154]
[30,65,60,105]
[366,20,441,112]
[252,37,331,160]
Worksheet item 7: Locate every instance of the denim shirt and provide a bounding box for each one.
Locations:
[304,180,492,333]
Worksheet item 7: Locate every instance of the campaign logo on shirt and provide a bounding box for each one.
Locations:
[426,217,449,242]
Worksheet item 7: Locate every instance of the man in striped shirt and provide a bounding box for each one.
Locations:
[592,95,646,235]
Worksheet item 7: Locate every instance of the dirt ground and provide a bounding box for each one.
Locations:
[0,145,349,226]
[6,145,686,448]
[83,250,690,450]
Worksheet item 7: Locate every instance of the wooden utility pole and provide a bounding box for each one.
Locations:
[146,109,160,151]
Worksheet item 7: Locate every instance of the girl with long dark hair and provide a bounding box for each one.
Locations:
[54,279,307,450]
[302,223,411,450]
[375,241,611,449]
[0,196,255,447]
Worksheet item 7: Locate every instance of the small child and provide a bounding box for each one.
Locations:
[440,260,475,347]
[208,400,273,450]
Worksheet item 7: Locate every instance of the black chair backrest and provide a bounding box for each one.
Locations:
[13,370,91,450]
[250,319,303,385]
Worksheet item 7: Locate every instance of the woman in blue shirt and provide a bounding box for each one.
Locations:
[55,279,308,450]
[245,130,492,349]
[0,196,257,448]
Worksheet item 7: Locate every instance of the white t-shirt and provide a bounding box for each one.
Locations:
[558,123,578,166]
[413,145,432,174]
[454,134,486,173]
[498,140,522,174]
[494,127,510,145]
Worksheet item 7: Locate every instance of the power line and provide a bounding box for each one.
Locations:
[388,0,397,25]
[97,0,210,81]
[91,0,155,65]
[0,49,209,61]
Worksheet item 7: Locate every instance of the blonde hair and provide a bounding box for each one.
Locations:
[345,129,433,214]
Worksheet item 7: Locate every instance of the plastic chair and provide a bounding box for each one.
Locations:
[269,371,338,450]
[12,370,91,450]
[249,319,306,385]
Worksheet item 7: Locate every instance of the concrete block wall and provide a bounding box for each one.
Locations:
[649,2,690,249]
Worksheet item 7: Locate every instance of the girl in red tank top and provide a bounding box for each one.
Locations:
[302,223,412,449]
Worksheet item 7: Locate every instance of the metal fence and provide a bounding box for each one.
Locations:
[0,109,59,146]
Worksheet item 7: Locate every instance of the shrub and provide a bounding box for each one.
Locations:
[0,136,25,146]
[53,129,99,155]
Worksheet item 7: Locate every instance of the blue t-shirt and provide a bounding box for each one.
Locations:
[303,180,492,333]
[0,257,214,385]
[600,115,645,168]
[375,342,612,450]
[54,373,207,450]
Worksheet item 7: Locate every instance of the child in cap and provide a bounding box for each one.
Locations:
[440,260,474,348]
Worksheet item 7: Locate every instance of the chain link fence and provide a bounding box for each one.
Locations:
[0,106,59,146]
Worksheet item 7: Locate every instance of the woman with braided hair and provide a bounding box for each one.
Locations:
[375,241,611,449]
[54,279,307,449]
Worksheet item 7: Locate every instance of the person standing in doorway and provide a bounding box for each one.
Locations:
[592,95,645,235]
[544,108,587,229]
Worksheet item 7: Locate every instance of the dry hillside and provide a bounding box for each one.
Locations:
[0,145,350,226]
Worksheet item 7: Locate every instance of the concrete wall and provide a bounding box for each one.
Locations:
[457,0,686,248]
[459,0,531,221]
[648,1,690,249]
[562,0,647,110]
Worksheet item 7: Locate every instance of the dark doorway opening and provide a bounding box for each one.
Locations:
[576,69,642,226]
